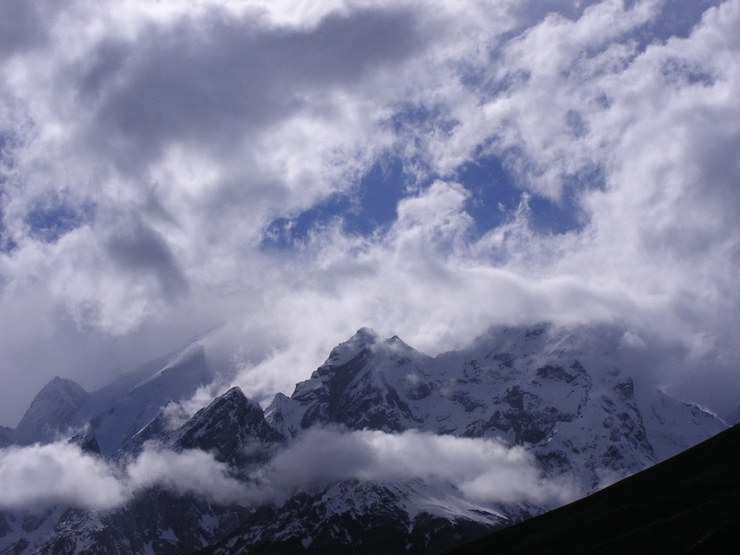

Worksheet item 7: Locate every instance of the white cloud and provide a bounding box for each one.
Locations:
[127,446,249,504]
[1,0,740,426]
[251,428,580,506]
[0,429,579,511]
[0,442,126,510]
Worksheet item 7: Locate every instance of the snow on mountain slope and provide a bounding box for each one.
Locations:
[0,340,214,458]
[725,404,740,426]
[194,325,730,554]
[173,387,284,468]
[266,325,725,489]
[79,342,213,456]
[0,325,728,554]
[1,386,272,555]
[24,492,251,555]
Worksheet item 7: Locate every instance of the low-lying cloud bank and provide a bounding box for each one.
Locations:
[0,442,246,510]
[254,428,580,506]
[0,429,579,511]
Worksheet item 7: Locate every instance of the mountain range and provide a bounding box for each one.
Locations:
[0,324,728,553]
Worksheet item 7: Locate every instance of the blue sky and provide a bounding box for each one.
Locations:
[0,0,739,426]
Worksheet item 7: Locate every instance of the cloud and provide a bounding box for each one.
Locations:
[0,441,249,510]
[0,442,126,510]
[126,446,249,504]
[252,428,580,506]
[1,0,740,428]
[0,429,578,511]
[79,5,423,172]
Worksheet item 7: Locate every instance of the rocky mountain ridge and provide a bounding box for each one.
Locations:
[0,324,728,554]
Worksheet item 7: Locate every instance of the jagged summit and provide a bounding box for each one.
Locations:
[272,328,430,436]
[175,386,283,466]
[0,324,729,555]
[269,325,726,488]
[323,327,380,366]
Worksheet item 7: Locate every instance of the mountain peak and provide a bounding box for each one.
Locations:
[15,377,88,443]
[321,328,380,368]
[175,386,283,466]
[355,327,378,339]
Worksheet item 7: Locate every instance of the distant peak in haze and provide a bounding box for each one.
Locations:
[15,376,88,443]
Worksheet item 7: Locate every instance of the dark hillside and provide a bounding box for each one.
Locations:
[447,424,740,554]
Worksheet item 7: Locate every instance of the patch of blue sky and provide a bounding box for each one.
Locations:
[261,150,588,252]
[261,99,593,250]
[25,195,95,243]
[455,154,588,237]
[261,156,408,249]
[0,206,14,254]
[0,134,15,253]
[644,0,724,42]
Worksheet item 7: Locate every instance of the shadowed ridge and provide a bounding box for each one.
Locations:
[446,423,740,554]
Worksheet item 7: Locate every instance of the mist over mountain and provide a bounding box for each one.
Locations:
[0,324,727,553]
[1,0,739,553]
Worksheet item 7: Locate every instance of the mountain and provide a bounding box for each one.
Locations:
[267,326,724,488]
[0,324,728,554]
[725,404,740,426]
[203,325,726,553]
[14,377,89,444]
[3,340,213,456]
[5,387,282,555]
[446,423,740,554]
[173,387,284,467]
[0,427,15,449]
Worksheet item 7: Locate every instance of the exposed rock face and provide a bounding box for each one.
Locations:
[267,325,723,489]
[0,325,727,554]
[174,387,285,467]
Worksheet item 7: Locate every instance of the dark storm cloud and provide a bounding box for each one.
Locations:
[0,1,63,58]
[106,219,188,299]
[79,7,424,172]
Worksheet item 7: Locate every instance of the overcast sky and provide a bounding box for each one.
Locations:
[1,0,739,426]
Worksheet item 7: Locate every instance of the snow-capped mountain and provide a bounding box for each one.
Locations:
[0,325,728,554]
[268,325,724,489]
[4,340,214,455]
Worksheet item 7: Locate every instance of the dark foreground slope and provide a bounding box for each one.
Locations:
[448,423,740,555]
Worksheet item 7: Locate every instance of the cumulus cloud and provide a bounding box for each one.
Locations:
[252,428,580,506]
[0,430,578,512]
[1,0,740,427]
[126,446,249,504]
[0,441,248,510]
[0,442,126,510]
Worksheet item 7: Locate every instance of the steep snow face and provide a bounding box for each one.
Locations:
[725,404,740,426]
[81,343,213,456]
[639,390,727,462]
[1,342,215,456]
[14,377,89,444]
[271,329,433,435]
[267,325,726,489]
